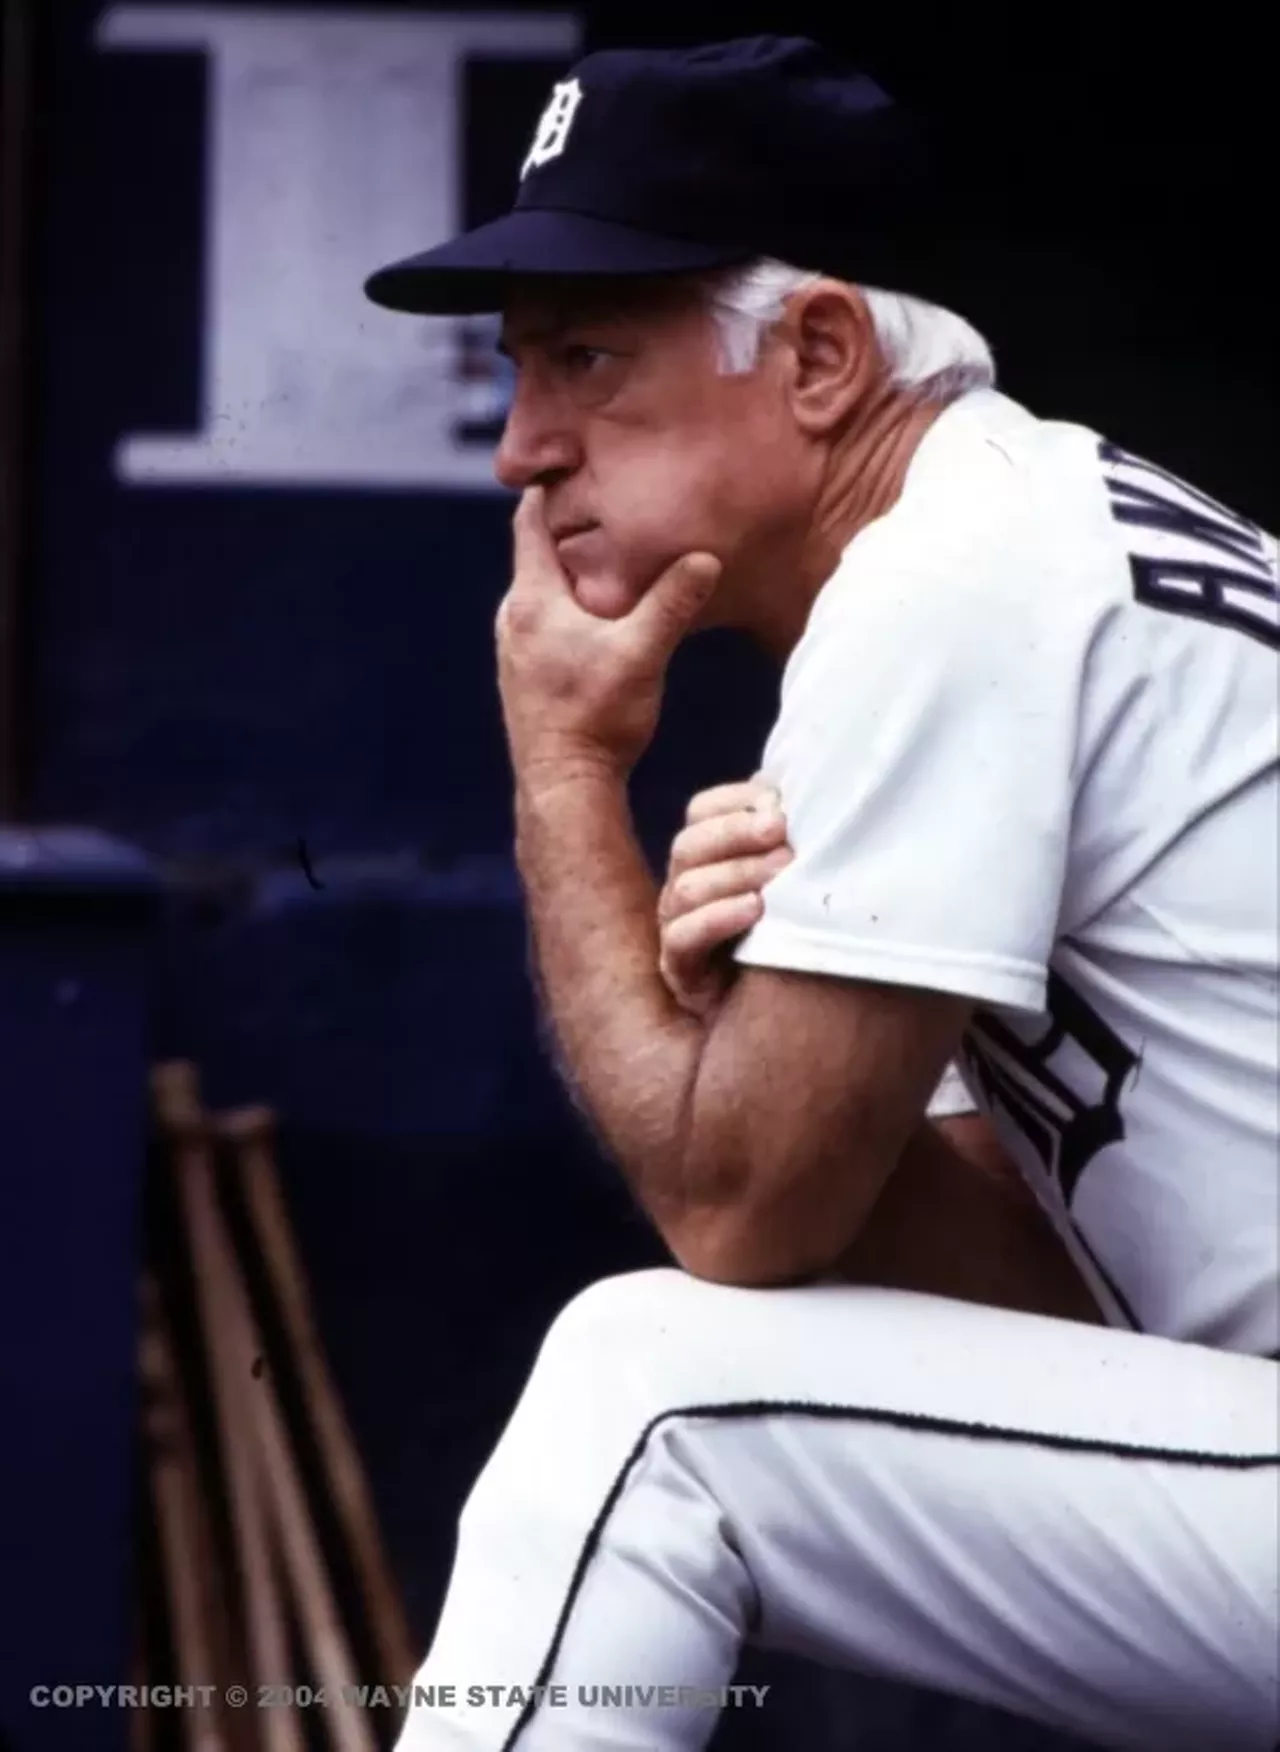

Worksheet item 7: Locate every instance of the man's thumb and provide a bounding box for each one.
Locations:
[635,551,722,649]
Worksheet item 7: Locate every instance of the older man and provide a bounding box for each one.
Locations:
[363,35,1279,1752]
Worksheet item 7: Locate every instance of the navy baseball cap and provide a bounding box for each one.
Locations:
[363,35,948,316]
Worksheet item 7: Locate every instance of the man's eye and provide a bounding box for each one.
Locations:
[558,344,610,375]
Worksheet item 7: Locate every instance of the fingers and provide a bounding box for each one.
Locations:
[684,774,779,825]
[511,484,546,548]
[659,895,763,1017]
[626,550,722,660]
[667,801,788,887]
[509,486,562,589]
[656,772,793,1016]
[659,845,794,923]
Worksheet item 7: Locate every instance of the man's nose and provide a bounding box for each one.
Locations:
[493,379,580,492]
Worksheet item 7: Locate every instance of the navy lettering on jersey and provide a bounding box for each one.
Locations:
[960,971,1138,1208]
[961,973,1144,1326]
[1100,440,1279,649]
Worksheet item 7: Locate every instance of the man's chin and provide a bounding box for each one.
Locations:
[567,569,639,622]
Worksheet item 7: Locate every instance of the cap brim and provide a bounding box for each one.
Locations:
[363,208,753,315]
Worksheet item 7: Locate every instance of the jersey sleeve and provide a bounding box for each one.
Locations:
[734,516,1092,1015]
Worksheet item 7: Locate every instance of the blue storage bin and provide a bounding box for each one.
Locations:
[0,829,159,1752]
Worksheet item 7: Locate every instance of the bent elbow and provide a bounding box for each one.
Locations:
[666,1206,835,1289]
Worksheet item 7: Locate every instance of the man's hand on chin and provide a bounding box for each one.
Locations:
[497,486,721,784]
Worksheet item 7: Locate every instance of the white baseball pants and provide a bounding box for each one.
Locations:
[394,1269,1279,1752]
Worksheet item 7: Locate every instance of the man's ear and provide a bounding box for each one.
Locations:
[784,281,880,437]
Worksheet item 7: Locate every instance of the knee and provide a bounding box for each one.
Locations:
[457,1270,709,1534]
[512,1265,763,1428]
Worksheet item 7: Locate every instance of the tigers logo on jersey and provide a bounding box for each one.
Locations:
[961,974,1145,1328]
[960,972,1139,1208]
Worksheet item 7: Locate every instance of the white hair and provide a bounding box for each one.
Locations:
[700,257,995,404]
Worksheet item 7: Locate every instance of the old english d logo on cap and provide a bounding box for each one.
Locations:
[365,38,952,317]
[521,78,584,179]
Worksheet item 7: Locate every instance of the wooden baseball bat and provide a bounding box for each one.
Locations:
[150,1063,305,1752]
[139,1271,256,1752]
[156,1065,379,1751]
[246,1351,379,1752]
[138,1273,231,1752]
[216,1104,417,1690]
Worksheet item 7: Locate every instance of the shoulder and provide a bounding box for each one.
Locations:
[788,392,1126,681]
[871,391,1116,586]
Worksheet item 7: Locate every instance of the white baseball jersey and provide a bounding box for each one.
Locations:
[735,386,1280,1356]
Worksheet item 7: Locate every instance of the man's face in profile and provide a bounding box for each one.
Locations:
[493,275,810,622]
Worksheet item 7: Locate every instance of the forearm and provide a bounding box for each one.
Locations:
[831,1119,1106,1323]
[514,764,708,1231]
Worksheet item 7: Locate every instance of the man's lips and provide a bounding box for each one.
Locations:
[552,520,599,544]
[554,523,602,560]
